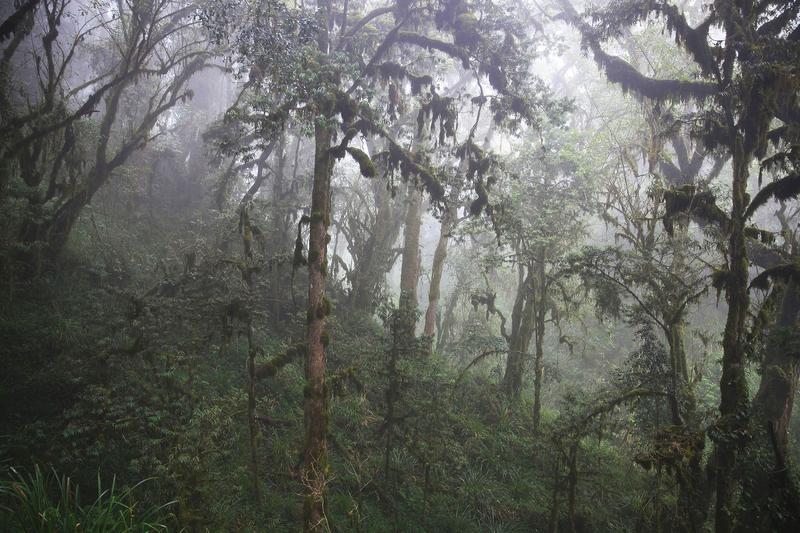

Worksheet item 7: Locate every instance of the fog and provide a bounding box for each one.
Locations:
[1,0,798,531]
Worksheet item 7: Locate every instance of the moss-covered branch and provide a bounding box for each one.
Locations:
[254,343,306,380]
[558,0,716,102]
[749,262,800,292]
[395,31,471,69]
[745,172,800,219]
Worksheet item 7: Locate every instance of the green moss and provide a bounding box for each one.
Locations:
[346,147,376,178]
[316,297,332,319]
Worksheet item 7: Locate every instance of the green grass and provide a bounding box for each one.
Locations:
[0,465,174,532]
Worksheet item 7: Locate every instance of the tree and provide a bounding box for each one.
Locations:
[0,0,212,276]
[334,174,404,313]
[203,0,553,527]
[559,0,800,528]
[472,125,586,424]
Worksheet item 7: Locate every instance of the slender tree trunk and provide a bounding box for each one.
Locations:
[567,443,578,533]
[271,133,288,323]
[548,456,561,533]
[754,281,800,455]
[669,317,709,532]
[424,205,456,337]
[532,314,545,429]
[436,282,460,352]
[663,216,708,531]
[665,323,686,426]
[714,140,751,533]
[532,256,546,430]
[246,316,261,503]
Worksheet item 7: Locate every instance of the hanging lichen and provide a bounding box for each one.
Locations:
[663,184,728,235]
[378,140,446,202]
[396,31,471,70]
[456,140,498,216]
[417,92,457,145]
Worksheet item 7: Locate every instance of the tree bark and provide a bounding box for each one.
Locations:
[532,255,547,430]
[399,186,423,310]
[303,100,334,533]
[503,266,535,398]
[423,204,456,337]
[714,139,751,533]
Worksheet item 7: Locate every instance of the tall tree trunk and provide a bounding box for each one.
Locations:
[384,186,424,489]
[303,108,334,533]
[532,255,546,430]
[270,133,289,322]
[664,211,708,532]
[532,309,545,429]
[566,443,578,533]
[714,140,751,533]
[436,282,460,352]
[755,281,800,458]
[423,204,456,337]
[548,455,562,533]
[738,281,800,530]
[503,267,535,398]
[302,3,334,528]
[666,317,709,532]
[246,316,261,504]
[399,187,423,310]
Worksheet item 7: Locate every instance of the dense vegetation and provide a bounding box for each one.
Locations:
[1,0,799,531]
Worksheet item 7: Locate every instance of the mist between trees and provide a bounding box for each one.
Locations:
[1,0,799,531]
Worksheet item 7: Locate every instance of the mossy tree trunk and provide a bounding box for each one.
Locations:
[303,3,335,523]
[714,137,751,533]
[303,112,333,531]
